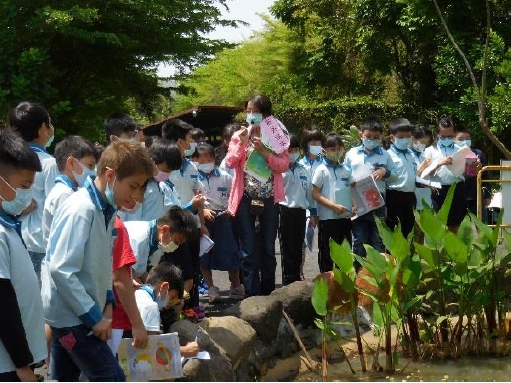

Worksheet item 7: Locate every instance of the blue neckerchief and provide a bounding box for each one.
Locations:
[305,153,321,166]
[440,143,455,157]
[0,210,25,247]
[179,158,191,176]
[390,144,410,156]
[356,144,383,157]
[322,157,345,180]
[28,142,47,154]
[55,175,78,192]
[148,219,159,256]
[84,176,116,229]
[140,285,157,302]
[164,179,175,191]
[198,168,220,181]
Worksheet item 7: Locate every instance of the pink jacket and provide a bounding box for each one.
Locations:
[225,131,289,216]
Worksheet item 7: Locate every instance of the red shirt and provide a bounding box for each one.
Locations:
[112,216,137,330]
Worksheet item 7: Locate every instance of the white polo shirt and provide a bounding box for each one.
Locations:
[280,161,315,212]
[424,143,464,186]
[197,168,232,211]
[386,145,417,193]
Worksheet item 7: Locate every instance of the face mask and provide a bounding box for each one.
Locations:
[105,174,117,207]
[362,138,380,150]
[72,159,94,187]
[325,150,344,164]
[439,137,454,147]
[159,240,179,253]
[412,142,426,152]
[456,139,471,148]
[184,142,197,157]
[246,113,263,126]
[394,137,412,150]
[155,170,170,182]
[198,163,215,173]
[156,292,169,310]
[120,201,141,214]
[0,176,33,216]
[309,145,322,156]
[289,152,300,163]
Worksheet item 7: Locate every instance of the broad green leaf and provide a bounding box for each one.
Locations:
[314,318,325,330]
[375,215,394,250]
[468,212,493,242]
[333,267,355,293]
[436,315,449,326]
[457,215,474,246]
[363,245,388,274]
[417,208,444,243]
[444,231,468,264]
[330,238,354,273]
[372,303,384,327]
[437,184,456,225]
[414,242,439,268]
[391,224,410,261]
[311,278,328,316]
[502,227,511,255]
[388,260,401,287]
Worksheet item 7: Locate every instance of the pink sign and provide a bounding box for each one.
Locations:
[259,116,290,154]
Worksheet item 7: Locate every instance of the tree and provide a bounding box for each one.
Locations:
[0,0,237,142]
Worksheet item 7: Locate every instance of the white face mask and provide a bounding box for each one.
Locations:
[120,201,141,214]
[156,292,169,309]
[412,142,426,153]
[0,176,33,216]
[158,240,179,253]
[198,163,215,173]
[72,158,95,187]
[309,145,322,156]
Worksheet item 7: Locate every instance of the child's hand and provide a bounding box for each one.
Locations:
[309,216,319,228]
[16,366,37,382]
[181,341,200,358]
[131,325,149,349]
[423,158,432,167]
[20,199,37,216]
[333,204,348,215]
[372,167,386,181]
[438,156,453,166]
[204,209,216,222]
[191,194,205,209]
[92,317,112,341]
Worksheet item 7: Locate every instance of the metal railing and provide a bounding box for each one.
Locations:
[476,165,511,229]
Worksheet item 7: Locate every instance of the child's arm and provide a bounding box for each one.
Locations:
[181,342,200,358]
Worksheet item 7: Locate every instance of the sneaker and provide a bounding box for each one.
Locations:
[198,278,209,297]
[209,286,220,304]
[229,283,245,300]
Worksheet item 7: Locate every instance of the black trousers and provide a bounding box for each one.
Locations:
[385,190,416,238]
[279,206,307,285]
[318,218,352,273]
[432,182,467,226]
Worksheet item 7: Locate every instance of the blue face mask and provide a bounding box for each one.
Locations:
[0,176,33,216]
[72,159,95,187]
[456,139,471,148]
[439,137,454,147]
[184,142,197,157]
[394,137,412,151]
[362,138,380,150]
[46,135,55,148]
[105,175,117,207]
[289,152,300,163]
[246,113,263,126]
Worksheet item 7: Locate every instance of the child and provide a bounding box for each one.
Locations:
[279,135,315,285]
[344,117,394,259]
[196,143,245,302]
[311,133,354,273]
[0,129,46,382]
[411,125,433,211]
[41,141,154,381]
[385,118,417,238]
[104,112,140,143]
[42,135,98,248]
[423,118,466,232]
[9,102,59,283]
[135,263,199,357]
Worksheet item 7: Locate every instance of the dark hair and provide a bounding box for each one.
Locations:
[103,113,137,138]
[323,132,344,149]
[360,117,383,134]
[222,123,240,140]
[300,128,324,152]
[246,94,272,116]
[157,206,196,240]
[190,128,205,142]
[9,102,50,142]
[0,128,42,175]
[196,142,215,159]
[436,118,454,133]
[54,136,98,171]
[148,138,182,171]
[389,118,413,135]
[412,125,432,139]
[289,134,300,149]
[146,262,184,298]
[455,124,470,134]
[94,143,105,160]
[161,119,193,142]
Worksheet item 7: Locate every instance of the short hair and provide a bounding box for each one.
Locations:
[157,206,197,241]
[196,142,215,159]
[190,128,205,142]
[103,113,137,138]
[9,102,50,142]
[323,132,344,149]
[289,134,300,149]
[54,136,98,171]
[246,94,272,116]
[146,262,184,299]
[300,128,324,151]
[148,138,182,171]
[96,140,153,180]
[94,143,105,159]
[436,117,454,133]
[161,119,193,142]
[360,117,383,134]
[389,118,413,135]
[0,128,42,175]
[455,124,470,134]
[412,125,432,139]
[222,123,239,140]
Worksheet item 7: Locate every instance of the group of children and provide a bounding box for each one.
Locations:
[0,99,487,381]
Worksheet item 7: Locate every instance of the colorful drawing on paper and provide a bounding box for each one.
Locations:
[351,176,385,220]
[118,333,183,381]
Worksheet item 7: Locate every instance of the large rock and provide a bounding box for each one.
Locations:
[201,316,257,369]
[269,281,316,327]
[224,296,282,342]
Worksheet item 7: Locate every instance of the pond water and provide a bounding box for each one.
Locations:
[294,355,511,382]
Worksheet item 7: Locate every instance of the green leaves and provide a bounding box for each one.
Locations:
[312,277,329,316]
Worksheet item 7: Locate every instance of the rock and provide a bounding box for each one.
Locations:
[224,296,282,342]
[269,281,316,328]
[201,316,257,369]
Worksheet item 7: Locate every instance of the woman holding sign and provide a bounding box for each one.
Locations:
[225,95,290,297]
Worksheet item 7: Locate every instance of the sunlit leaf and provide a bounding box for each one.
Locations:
[330,238,354,274]
[312,278,328,316]
[415,242,439,268]
[437,183,456,225]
